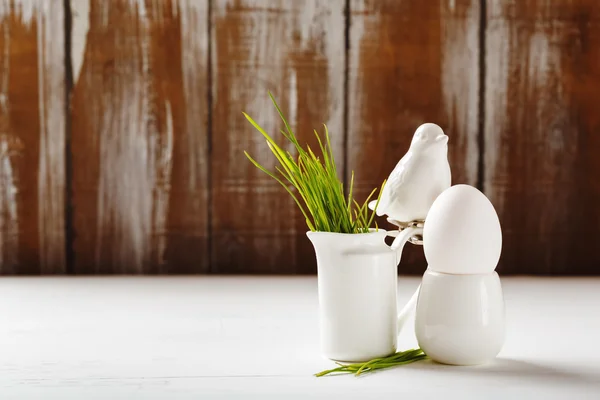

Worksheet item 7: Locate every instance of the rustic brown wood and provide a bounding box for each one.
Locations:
[71,0,209,273]
[211,0,346,273]
[347,0,480,274]
[485,0,600,274]
[0,0,598,275]
[0,3,65,274]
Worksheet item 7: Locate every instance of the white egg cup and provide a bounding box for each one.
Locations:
[415,270,505,365]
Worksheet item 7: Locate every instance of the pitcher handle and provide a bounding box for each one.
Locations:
[388,226,423,336]
[389,226,422,265]
[397,284,420,335]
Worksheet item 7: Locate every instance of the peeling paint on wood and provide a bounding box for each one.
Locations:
[164,0,210,273]
[37,2,66,273]
[440,0,480,186]
[485,0,600,274]
[211,0,345,273]
[347,0,479,273]
[0,136,19,273]
[70,0,90,83]
[0,0,65,274]
[0,0,598,275]
[72,0,209,273]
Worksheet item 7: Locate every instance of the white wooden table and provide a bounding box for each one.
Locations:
[1,277,599,399]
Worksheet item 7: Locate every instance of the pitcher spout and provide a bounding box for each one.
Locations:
[306,229,390,254]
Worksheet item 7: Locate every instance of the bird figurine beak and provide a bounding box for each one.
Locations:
[435,134,449,143]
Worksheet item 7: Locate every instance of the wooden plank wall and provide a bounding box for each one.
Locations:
[0,0,598,274]
[71,0,210,274]
[0,1,65,274]
[485,0,600,274]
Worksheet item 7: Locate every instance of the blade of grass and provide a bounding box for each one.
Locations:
[245,151,315,231]
[244,94,385,234]
[367,179,386,229]
[315,349,427,377]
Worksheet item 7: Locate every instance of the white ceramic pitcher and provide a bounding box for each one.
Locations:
[307,227,421,362]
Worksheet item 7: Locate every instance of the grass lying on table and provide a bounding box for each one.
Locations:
[315,349,427,377]
[244,93,385,234]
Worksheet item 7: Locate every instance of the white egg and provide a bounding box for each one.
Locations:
[423,184,502,274]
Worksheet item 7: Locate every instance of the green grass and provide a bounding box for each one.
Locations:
[244,93,385,233]
[314,349,427,377]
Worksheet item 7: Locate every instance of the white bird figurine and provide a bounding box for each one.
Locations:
[369,123,451,224]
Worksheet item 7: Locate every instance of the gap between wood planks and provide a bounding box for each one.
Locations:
[64,0,75,274]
